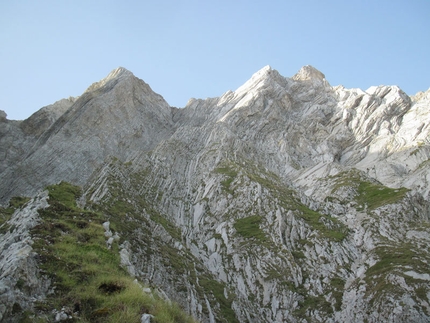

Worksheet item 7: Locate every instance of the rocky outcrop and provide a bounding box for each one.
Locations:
[0,65,429,322]
[0,191,50,322]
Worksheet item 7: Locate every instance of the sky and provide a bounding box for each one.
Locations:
[1,0,429,120]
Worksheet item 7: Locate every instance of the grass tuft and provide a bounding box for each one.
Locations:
[214,164,238,194]
[234,215,267,243]
[329,169,409,210]
[0,196,30,230]
[357,182,409,210]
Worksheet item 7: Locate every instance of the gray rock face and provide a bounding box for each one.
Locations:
[0,191,50,322]
[0,67,174,203]
[0,66,429,322]
[0,98,75,173]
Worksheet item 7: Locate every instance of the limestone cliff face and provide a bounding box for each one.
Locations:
[0,67,174,203]
[0,66,430,322]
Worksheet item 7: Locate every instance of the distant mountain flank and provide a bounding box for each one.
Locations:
[1,66,429,322]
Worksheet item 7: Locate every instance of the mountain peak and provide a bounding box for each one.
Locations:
[234,65,280,94]
[84,67,135,93]
[105,67,134,81]
[292,65,325,81]
[254,64,272,76]
[248,65,274,82]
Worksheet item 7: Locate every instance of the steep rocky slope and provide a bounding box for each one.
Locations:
[0,97,75,174]
[0,66,429,322]
[0,68,173,202]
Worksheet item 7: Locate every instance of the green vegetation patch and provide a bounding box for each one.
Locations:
[356,182,409,210]
[330,277,345,311]
[93,160,181,242]
[296,203,347,242]
[329,169,361,195]
[159,243,188,275]
[0,196,30,229]
[199,276,238,323]
[47,181,82,210]
[233,215,267,243]
[294,294,333,318]
[150,210,182,241]
[108,199,135,217]
[329,169,409,210]
[366,244,429,279]
[240,159,348,241]
[9,196,31,209]
[214,163,238,194]
[264,263,292,281]
[28,182,196,323]
[216,158,348,242]
[291,250,306,260]
[364,243,430,309]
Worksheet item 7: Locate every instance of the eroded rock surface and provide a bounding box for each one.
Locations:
[0,66,429,322]
[0,191,50,322]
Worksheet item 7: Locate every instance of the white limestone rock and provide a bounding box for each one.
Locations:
[0,191,50,321]
[0,65,429,322]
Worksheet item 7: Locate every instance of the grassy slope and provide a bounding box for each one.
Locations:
[21,181,197,323]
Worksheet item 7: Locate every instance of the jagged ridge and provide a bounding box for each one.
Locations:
[0,66,430,322]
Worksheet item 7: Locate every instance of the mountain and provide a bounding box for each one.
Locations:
[0,66,429,322]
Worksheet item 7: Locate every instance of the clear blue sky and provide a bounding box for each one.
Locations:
[1,0,429,120]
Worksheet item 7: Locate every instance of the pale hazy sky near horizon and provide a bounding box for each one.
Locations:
[1,0,429,120]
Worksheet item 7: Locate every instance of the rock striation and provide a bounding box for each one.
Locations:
[0,65,429,322]
[0,67,174,202]
[0,191,50,321]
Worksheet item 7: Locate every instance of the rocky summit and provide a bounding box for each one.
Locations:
[0,65,429,323]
